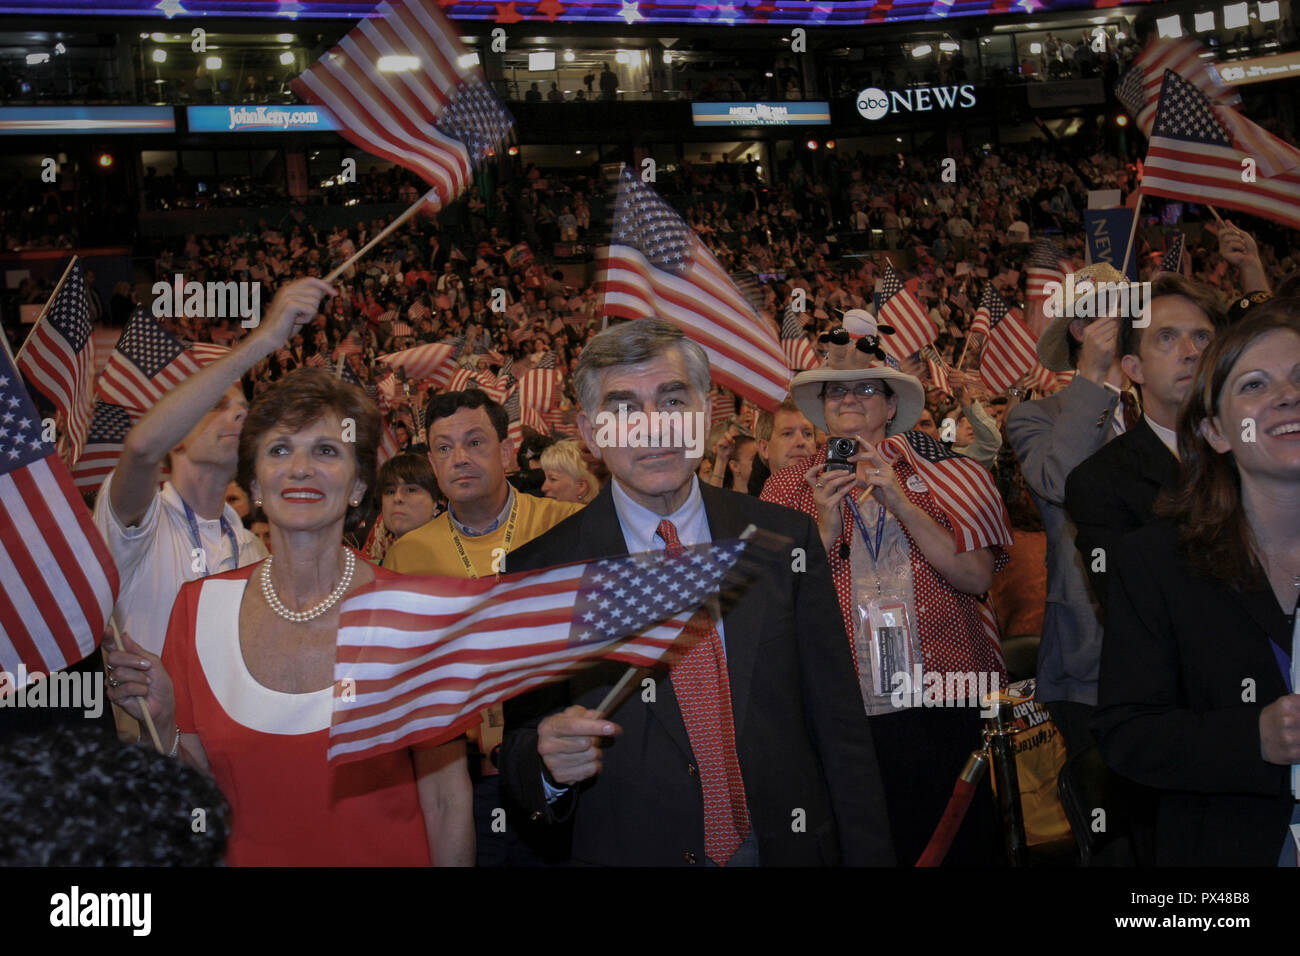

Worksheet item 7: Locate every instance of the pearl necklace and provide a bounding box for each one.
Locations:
[260,549,356,623]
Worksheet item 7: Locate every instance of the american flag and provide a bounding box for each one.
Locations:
[377,418,401,467]
[71,400,134,495]
[446,366,507,403]
[333,332,365,360]
[1141,70,1300,232]
[0,347,118,682]
[1115,37,1240,139]
[968,283,1001,341]
[375,371,400,412]
[520,403,549,437]
[532,350,558,370]
[1026,239,1069,306]
[391,320,413,338]
[96,307,229,415]
[1027,365,1075,396]
[91,326,121,378]
[975,288,1038,394]
[379,341,456,381]
[710,389,735,428]
[289,0,514,208]
[729,269,765,315]
[877,263,937,359]
[780,305,818,371]
[328,532,758,763]
[1161,232,1185,274]
[516,367,561,412]
[922,346,952,395]
[15,260,95,464]
[599,168,790,410]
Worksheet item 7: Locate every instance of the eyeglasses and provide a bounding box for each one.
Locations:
[822,382,888,401]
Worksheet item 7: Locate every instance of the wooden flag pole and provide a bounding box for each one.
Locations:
[595,665,643,718]
[1206,204,1226,224]
[109,621,164,753]
[1120,191,1144,281]
[14,254,80,365]
[323,188,441,283]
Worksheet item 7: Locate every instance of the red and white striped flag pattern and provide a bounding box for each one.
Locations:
[1027,365,1074,396]
[780,306,819,371]
[976,290,1038,394]
[1025,239,1070,307]
[379,342,456,382]
[289,0,514,208]
[377,418,401,467]
[333,333,364,361]
[1115,37,1240,139]
[877,263,937,358]
[16,260,95,464]
[879,430,1013,555]
[521,403,549,436]
[516,367,561,412]
[91,326,121,378]
[328,533,757,763]
[1141,69,1300,231]
[599,168,790,410]
[967,283,1000,342]
[924,350,952,395]
[0,347,118,682]
[710,389,735,428]
[447,366,507,403]
[391,321,413,338]
[96,307,230,414]
[70,401,134,495]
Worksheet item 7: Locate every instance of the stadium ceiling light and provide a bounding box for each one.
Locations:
[206,55,221,69]
[151,32,166,42]
[939,40,959,52]
[662,51,672,64]
[1223,3,1249,28]
[528,50,556,70]
[458,52,481,68]
[1258,0,1281,21]
[25,52,49,65]
[1156,14,1182,37]
[139,32,148,38]
[378,55,419,71]
[151,48,167,63]
[615,50,630,64]
[54,42,65,54]
[1194,11,1215,31]
[911,44,933,57]
[563,50,575,61]
[277,33,293,43]
[764,70,774,77]
[279,51,294,65]
[1030,42,1042,54]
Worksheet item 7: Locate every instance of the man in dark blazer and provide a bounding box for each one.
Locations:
[500,318,894,866]
[1065,275,1224,620]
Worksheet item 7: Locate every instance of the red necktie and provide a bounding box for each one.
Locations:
[657,518,751,865]
[1120,390,1141,433]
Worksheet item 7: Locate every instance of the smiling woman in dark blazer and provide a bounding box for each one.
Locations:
[1093,305,1300,866]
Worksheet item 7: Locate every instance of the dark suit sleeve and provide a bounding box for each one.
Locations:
[1092,533,1288,797]
[789,510,897,866]
[1064,457,1120,617]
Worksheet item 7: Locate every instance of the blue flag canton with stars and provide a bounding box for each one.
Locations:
[115,306,186,378]
[977,284,1012,326]
[1151,69,1232,147]
[611,168,692,275]
[46,261,91,353]
[1162,233,1185,273]
[86,400,133,444]
[567,538,748,648]
[436,77,515,172]
[1028,238,1066,271]
[906,427,962,464]
[878,264,909,306]
[1114,66,1146,121]
[0,352,52,473]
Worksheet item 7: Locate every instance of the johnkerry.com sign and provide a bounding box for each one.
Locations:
[856,85,977,121]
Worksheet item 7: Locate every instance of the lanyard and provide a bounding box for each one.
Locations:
[846,493,886,565]
[180,498,239,574]
[450,492,519,579]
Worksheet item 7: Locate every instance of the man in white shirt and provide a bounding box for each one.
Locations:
[94,278,334,736]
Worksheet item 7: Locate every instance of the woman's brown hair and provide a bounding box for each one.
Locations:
[1155,302,1300,589]
[237,368,380,530]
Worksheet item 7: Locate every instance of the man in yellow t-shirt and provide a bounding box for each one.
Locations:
[384,389,580,865]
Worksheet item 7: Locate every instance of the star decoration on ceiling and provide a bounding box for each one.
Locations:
[619,1,644,25]
[494,2,524,23]
[536,0,566,21]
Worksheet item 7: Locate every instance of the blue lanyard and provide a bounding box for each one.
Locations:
[181,498,239,574]
[845,494,886,565]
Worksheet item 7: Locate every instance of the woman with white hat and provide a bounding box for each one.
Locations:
[762,309,1014,865]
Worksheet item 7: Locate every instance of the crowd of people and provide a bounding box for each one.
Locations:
[3,121,1300,868]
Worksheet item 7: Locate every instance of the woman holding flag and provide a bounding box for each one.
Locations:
[106,368,473,866]
[761,315,1014,865]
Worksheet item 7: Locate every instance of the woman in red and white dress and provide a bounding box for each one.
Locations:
[107,369,473,866]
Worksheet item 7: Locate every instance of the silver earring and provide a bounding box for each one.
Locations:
[253,496,262,507]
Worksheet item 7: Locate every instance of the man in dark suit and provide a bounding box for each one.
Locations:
[1065,274,1225,619]
[500,318,894,866]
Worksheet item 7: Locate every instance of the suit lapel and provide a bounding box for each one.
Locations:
[1131,418,1180,489]
[698,485,761,741]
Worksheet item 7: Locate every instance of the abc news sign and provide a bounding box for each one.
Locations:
[856,85,977,121]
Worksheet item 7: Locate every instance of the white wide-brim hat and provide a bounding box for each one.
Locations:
[791,334,924,437]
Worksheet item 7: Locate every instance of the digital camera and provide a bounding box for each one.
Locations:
[825,437,858,471]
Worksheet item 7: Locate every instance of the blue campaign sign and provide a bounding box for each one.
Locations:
[186,105,342,133]
[691,102,831,127]
[1084,209,1139,281]
[0,106,174,135]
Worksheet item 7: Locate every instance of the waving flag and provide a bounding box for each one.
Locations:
[446,366,507,403]
[1115,37,1240,139]
[922,346,952,395]
[780,305,818,371]
[328,532,763,764]
[0,348,118,683]
[15,260,94,463]
[516,367,561,412]
[877,263,936,359]
[289,0,514,207]
[379,341,456,382]
[599,167,790,410]
[96,307,229,415]
[1161,232,1185,274]
[1141,69,1300,231]
[1026,239,1070,306]
[71,401,134,495]
[975,289,1037,394]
